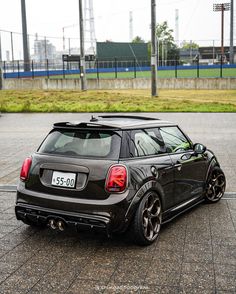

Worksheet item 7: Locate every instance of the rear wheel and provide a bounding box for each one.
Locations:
[205,167,226,203]
[132,191,162,246]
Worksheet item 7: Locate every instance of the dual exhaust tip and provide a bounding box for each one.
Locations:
[48,219,65,231]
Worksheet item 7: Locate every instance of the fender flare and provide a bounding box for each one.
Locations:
[205,157,220,182]
[125,180,165,221]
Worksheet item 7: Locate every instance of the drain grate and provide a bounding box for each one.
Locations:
[222,192,236,200]
[0,185,17,192]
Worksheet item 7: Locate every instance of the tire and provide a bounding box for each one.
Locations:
[205,167,226,203]
[131,191,162,246]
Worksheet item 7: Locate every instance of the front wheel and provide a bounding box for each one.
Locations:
[131,191,162,246]
[205,167,226,203]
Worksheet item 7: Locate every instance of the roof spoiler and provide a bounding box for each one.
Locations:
[53,121,117,129]
[97,115,159,121]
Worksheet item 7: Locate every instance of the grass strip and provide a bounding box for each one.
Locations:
[0,89,236,113]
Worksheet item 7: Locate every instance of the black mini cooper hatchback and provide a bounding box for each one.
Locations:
[15,115,226,245]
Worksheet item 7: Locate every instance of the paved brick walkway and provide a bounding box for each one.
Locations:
[0,192,235,293]
[0,113,236,293]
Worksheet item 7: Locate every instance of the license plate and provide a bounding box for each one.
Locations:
[51,171,76,188]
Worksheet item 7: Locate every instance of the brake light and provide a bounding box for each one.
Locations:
[20,157,32,181]
[106,165,127,193]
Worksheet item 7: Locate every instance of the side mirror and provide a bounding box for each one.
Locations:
[193,143,206,154]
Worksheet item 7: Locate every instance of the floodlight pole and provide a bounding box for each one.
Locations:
[0,33,2,90]
[21,0,30,71]
[0,32,2,65]
[230,0,234,64]
[151,0,158,97]
[78,0,87,91]
[213,3,230,58]
[221,4,225,56]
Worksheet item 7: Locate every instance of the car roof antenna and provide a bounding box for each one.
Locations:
[90,115,98,122]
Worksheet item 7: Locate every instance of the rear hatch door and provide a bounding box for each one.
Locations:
[26,128,122,201]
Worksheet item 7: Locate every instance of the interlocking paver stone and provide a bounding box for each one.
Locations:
[0,113,236,293]
[0,190,235,292]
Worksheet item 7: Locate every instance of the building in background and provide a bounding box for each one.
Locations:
[33,35,56,62]
[96,42,149,68]
[199,46,236,64]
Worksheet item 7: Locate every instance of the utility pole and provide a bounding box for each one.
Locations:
[62,27,65,51]
[129,11,133,42]
[10,32,14,62]
[151,0,158,97]
[230,0,234,64]
[0,33,2,90]
[62,24,78,53]
[175,9,179,47]
[78,0,87,91]
[21,0,30,71]
[213,3,230,59]
[0,32,2,65]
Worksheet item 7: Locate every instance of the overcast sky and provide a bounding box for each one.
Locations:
[0,0,234,59]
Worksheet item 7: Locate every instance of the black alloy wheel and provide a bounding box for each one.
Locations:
[132,191,162,245]
[206,167,226,203]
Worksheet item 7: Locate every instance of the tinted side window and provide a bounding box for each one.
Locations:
[129,129,165,157]
[160,127,191,153]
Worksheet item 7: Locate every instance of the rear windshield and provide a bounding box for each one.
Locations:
[38,129,121,159]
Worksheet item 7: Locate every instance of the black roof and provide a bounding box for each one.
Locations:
[53,115,174,130]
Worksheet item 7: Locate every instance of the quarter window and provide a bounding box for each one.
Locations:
[160,127,191,153]
[130,129,165,157]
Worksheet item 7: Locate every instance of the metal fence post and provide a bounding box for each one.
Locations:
[46,59,49,79]
[96,59,99,80]
[31,60,34,79]
[115,58,117,79]
[175,59,177,78]
[220,55,223,78]
[17,60,20,78]
[197,57,200,78]
[0,67,2,90]
[63,60,65,79]
[3,61,6,79]
[134,58,136,78]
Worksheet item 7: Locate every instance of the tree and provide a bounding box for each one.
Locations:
[132,36,145,43]
[156,21,174,43]
[182,41,199,49]
[156,21,179,65]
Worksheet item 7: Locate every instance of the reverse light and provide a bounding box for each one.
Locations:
[20,157,32,181]
[106,165,127,193]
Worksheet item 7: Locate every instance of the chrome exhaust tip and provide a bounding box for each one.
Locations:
[57,220,65,231]
[49,219,57,230]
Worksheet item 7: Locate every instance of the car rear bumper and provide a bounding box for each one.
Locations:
[15,203,112,234]
[15,184,135,234]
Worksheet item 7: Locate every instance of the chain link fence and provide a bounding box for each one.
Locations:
[0,30,235,80]
[2,58,236,80]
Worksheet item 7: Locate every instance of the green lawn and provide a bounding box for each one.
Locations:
[0,89,236,112]
[49,68,236,79]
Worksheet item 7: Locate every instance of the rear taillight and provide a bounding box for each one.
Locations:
[20,157,32,181]
[106,165,127,193]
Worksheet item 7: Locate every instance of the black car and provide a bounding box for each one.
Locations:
[15,115,226,245]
